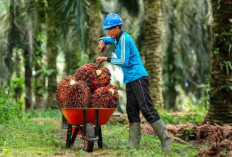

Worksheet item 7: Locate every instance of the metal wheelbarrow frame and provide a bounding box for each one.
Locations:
[60,108,116,152]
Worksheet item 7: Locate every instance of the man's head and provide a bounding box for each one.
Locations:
[103,13,123,38]
[106,25,121,38]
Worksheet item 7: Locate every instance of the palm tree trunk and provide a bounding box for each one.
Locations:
[46,2,58,109]
[6,0,19,83]
[34,2,45,110]
[24,15,33,110]
[34,63,44,110]
[88,0,100,60]
[24,49,33,110]
[34,35,45,110]
[206,0,232,125]
[167,29,177,109]
[15,50,21,77]
[144,0,163,107]
[161,0,177,109]
[14,50,22,102]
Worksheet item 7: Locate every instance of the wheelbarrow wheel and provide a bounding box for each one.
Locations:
[84,123,94,152]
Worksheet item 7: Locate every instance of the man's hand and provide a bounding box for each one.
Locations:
[98,40,106,52]
[96,57,107,64]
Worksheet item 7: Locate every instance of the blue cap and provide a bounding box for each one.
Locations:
[103,13,123,30]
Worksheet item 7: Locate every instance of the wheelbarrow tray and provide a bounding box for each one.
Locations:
[60,108,116,125]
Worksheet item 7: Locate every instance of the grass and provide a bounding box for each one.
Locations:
[160,105,207,124]
[0,118,64,156]
[101,123,197,157]
[0,109,201,157]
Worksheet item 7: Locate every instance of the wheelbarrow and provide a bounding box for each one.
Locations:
[60,108,116,152]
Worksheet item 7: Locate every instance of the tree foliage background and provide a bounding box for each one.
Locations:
[0,0,231,125]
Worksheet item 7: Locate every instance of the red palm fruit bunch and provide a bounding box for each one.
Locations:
[74,63,98,90]
[74,63,111,91]
[91,84,119,108]
[56,76,91,108]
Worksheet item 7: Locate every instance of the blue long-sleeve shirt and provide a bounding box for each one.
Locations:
[99,31,148,83]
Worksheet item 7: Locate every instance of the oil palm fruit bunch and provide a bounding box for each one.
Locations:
[56,76,91,108]
[74,63,111,91]
[74,63,98,90]
[56,63,118,108]
[91,84,119,108]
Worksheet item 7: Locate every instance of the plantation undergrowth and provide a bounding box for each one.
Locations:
[0,109,201,157]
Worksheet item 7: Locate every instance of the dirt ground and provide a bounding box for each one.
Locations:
[140,122,232,157]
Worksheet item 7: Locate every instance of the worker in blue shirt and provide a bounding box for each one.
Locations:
[96,13,172,152]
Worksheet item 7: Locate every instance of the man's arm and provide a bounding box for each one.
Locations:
[97,35,130,67]
[98,37,116,52]
[110,35,130,67]
[99,37,116,45]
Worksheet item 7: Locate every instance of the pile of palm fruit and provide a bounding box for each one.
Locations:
[56,63,119,108]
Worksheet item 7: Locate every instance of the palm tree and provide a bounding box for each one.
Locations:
[56,0,89,64]
[144,0,163,107]
[34,0,46,109]
[161,0,210,109]
[46,0,58,109]
[24,15,33,110]
[206,0,232,125]
[6,0,35,110]
[161,0,177,109]
[6,0,19,83]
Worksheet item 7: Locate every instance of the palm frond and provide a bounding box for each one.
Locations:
[55,0,89,52]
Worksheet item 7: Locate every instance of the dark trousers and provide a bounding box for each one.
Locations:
[126,76,160,123]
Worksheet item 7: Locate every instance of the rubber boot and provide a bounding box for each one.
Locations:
[151,119,172,152]
[126,122,141,149]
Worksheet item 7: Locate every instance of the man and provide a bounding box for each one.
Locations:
[96,13,172,152]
